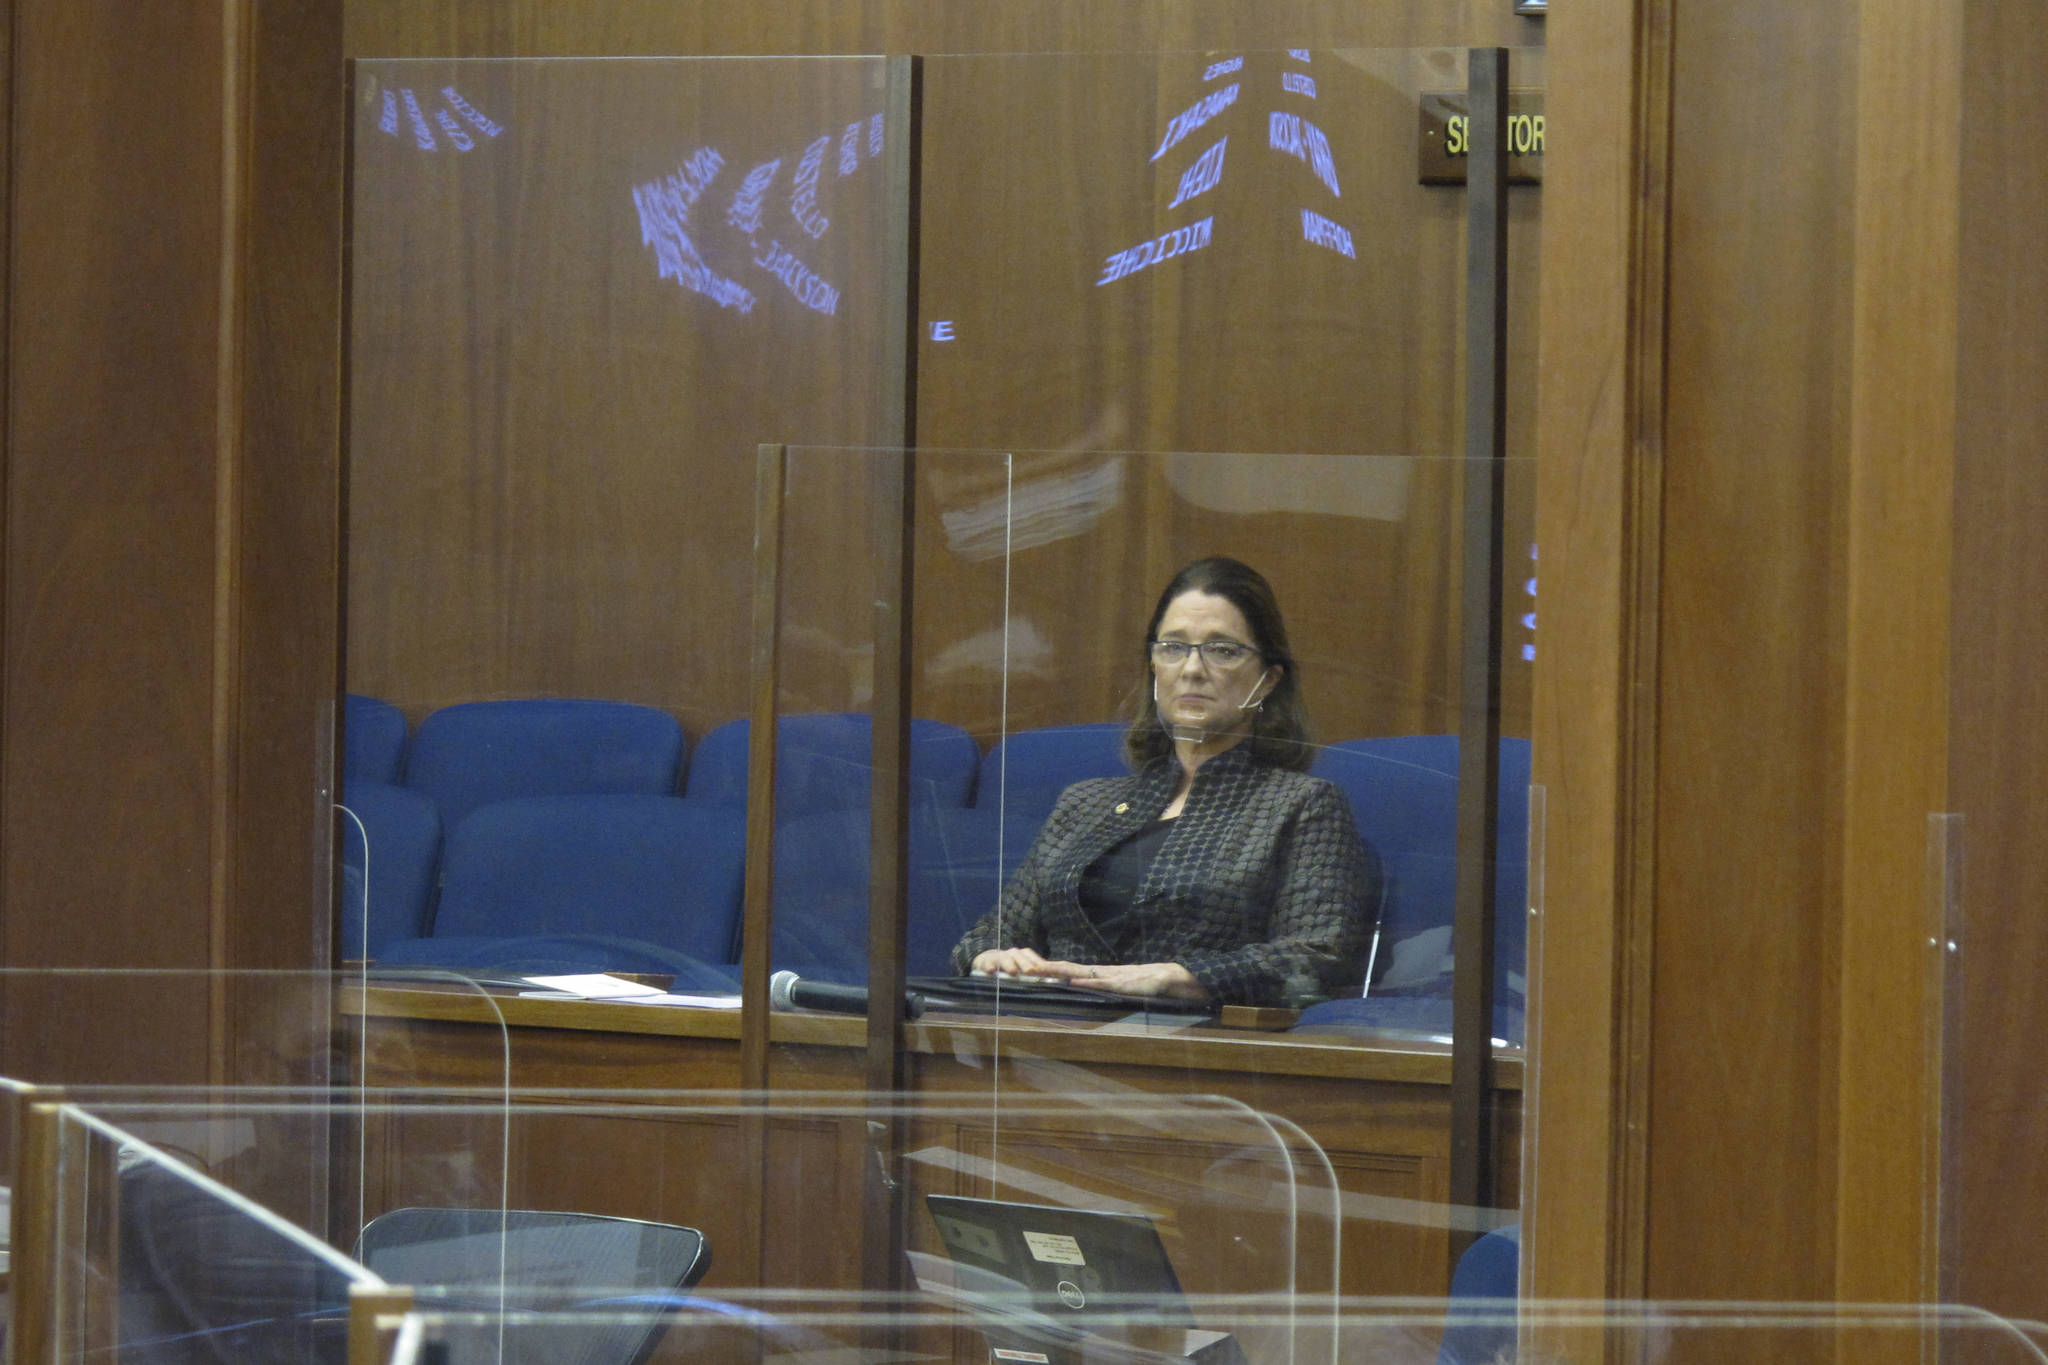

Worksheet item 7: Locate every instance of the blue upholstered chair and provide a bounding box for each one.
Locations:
[1295,735,1532,1041]
[763,803,1040,983]
[373,794,745,983]
[337,779,443,961]
[972,722,1130,823]
[684,713,979,815]
[405,699,686,829]
[342,693,409,784]
[1436,1224,1520,1365]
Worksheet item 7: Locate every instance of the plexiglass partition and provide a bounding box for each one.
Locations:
[26,1092,1334,1365]
[370,1301,2048,1365]
[29,1103,383,1364]
[0,968,513,1352]
[754,444,1529,1302]
[340,45,1540,1320]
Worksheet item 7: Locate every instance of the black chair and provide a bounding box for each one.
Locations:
[355,1207,710,1365]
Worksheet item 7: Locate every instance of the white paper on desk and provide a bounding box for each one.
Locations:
[520,973,665,999]
[617,992,744,1009]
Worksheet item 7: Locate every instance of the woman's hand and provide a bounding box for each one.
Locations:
[968,947,1066,981]
[1059,962,1209,1001]
[969,952,1208,1001]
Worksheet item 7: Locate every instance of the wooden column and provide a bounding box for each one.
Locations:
[0,0,345,1085]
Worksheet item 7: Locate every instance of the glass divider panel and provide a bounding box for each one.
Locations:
[42,1102,386,1364]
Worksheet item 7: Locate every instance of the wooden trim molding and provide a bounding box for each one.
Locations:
[1526,0,1674,1311]
[1835,0,1962,1311]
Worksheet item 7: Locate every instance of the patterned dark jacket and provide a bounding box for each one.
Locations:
[949,745,1379,1006]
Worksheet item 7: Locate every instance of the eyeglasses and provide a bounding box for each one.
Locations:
[1149,639,1261,668]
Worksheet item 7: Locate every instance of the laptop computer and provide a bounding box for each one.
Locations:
[925,1194,1194,1324]
[919,1196,1247,1365]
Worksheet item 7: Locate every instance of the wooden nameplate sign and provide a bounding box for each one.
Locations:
[1215,1005,1300,1031]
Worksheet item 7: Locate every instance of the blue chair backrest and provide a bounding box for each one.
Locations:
[768,804,1039,982]
[430,795,746,963]
[1313,736,1531,990]
[1312,737,1462,857]
[973,723,1130,821]
[338,779,442,959]
[684,714,979,815]
[1437,1225,1520,1365]
[344,693,409,785]
[406,699,686,830]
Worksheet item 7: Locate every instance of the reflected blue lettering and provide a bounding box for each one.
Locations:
[1152,83,1239,162]
[1283,72,1317,98]
[634,157,756,314]
[1203,57,1243,81]
[1095,216,1214,286]
[1287,49,1312,62]
[752,239,840,315]
[1168,137,1227,209]
[1301,208,1355,258]
[838,121,862,176]
[726,158,781,236]
[441,87,504,138]
[433,108,474,151]
[790,135,832,239]
[1269,112,1340,196]
[375,87,505,152]
[401,88,436,151]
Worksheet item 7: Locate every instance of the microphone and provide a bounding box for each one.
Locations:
[769,969,926,1018]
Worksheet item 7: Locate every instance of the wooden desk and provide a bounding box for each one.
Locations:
[348,987,1521,1301]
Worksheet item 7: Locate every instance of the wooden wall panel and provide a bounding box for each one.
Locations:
[4,0,227,973]
[1947,0,2048,1325]
[0,1,229,1081]
[232,0,348,978]
[345,57,894,737]
[346,2,1543,63]
[1647,0,1856,1306]
[339,10,1543,753]
[0,0,345,1075]
[1835,0,1961,1317]
[1524,0,1658,1307]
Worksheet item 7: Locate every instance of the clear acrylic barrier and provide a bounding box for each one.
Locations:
[764,445,1530,1301]
[341,44,1540,1312]
[34,1091,1335,1365]
[773,445,1532,1014]
[34,1102,384,1364]
[0,968,513,1348]
[363,1300,2048,1365]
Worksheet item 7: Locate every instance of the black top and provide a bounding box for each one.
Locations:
[1077,817,1177,957]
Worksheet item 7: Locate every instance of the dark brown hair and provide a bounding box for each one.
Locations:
[1123,557,1313,771]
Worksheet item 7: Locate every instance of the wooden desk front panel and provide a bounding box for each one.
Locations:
[354,997,1518,1299]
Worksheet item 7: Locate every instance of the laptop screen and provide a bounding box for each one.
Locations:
[924,1194,1195,1328]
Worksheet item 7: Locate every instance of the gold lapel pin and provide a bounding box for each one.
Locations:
[1114,802,1131,815]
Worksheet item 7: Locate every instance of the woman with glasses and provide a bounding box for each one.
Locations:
[950,557,1377,1007]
